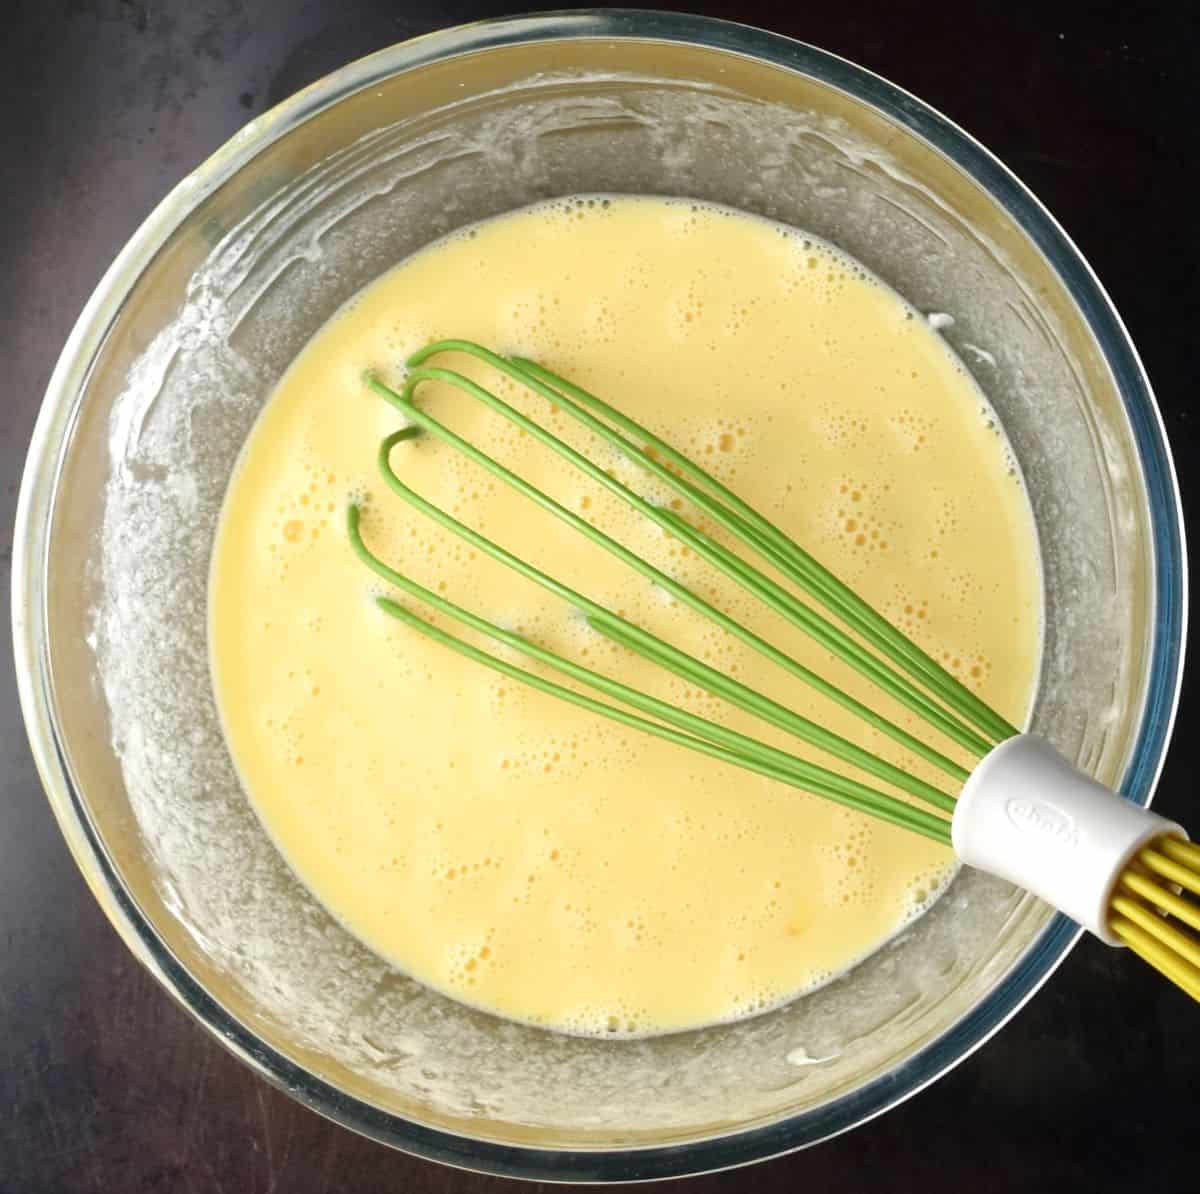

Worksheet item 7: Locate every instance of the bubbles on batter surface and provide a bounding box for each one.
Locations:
[691,416,751,458]
[493,734,583,779]
[814,402,872,450]
[900,859,959,923]
[888,587,931,636]
[262,704,307,770]
[822,820,879,908]
[823,477,895,555]
[556,998,651,1038]
[888,406,934,453]
[262,458,345,580]
[217,193,1041,1038]
[443,934,498,989]
[934,642,994,690]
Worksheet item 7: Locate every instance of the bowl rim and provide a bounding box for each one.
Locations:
[12,8,1188,1182]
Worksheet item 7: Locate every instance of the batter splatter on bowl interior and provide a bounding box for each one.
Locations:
[209,196,1041,1037]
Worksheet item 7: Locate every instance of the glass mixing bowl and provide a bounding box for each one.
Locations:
[13,10,1185,1182]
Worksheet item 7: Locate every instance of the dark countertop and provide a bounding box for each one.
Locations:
[2,2,1197,1191]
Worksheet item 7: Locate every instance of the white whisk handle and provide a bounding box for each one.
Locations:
[951,734,1185,944]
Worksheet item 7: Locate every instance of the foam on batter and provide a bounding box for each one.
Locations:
[209,196,1042,1037]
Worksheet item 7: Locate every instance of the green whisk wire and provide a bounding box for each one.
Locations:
[347,339,1020,840]
[366,367,988,765]
[384,347,993,757]
[503,349,1017,745]
[412,339,1016,745]
[346,503,952,845]
[366,429,954,810]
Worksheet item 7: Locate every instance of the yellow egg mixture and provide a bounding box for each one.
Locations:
[210,197,1041,1036]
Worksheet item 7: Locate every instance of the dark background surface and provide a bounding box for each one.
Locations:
[3,2,1198,1191]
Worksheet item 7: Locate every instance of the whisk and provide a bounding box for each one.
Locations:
[346,338,1199,1002]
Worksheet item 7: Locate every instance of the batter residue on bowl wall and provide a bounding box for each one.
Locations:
[209,196,1041,1037]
